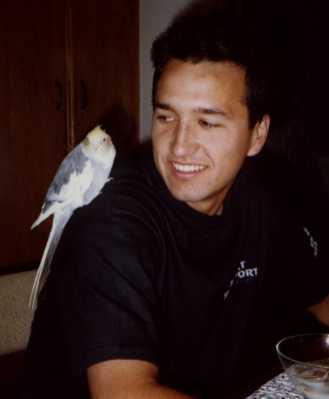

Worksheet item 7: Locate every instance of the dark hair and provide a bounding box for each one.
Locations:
[151,0,279,128]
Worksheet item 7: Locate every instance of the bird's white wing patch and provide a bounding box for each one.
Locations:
[59,160,94,207]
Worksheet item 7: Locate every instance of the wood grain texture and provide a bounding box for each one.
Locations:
[71,0,139,156]
[0,1,67,268]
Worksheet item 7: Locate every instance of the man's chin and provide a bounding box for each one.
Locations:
[162,174,205,203]
[167,187,201,205]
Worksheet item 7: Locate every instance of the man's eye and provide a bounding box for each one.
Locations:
[157,114,173,123]
[199,120,220,129]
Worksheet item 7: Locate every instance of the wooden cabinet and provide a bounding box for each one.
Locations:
[71,0,139,150]
[0,0,139,271]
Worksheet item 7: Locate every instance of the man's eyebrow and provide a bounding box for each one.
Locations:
[154,102,230,117]
[196,107,230,118]
[154,102,172,110]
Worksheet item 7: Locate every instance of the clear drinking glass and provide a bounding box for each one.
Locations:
[276,333,329,399]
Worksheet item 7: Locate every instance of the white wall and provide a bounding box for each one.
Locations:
[139,0,192,141]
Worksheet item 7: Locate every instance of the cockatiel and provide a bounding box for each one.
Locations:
[29,125,116,309]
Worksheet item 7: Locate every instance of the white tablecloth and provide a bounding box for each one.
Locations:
[246,373,303,399]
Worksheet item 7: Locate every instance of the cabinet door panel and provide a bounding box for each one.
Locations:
[71,0,139,155]
[0,1,67,268]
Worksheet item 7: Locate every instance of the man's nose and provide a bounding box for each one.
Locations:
[171,121,196,157]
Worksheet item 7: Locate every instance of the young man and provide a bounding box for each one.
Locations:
[21,1,329,398]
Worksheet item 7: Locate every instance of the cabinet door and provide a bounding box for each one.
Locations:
[71,0,139,156]
[0,1,67,269]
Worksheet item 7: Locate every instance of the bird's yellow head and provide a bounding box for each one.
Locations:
[83,125,116,164]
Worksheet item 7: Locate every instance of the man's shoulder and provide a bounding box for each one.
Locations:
[109,144,157,201]
[66,145,166,241]
[246,154,324,261]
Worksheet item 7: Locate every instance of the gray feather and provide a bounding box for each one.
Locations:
[41,144,89,215]
[29,210,72,309]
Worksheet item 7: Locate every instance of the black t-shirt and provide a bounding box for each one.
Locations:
[20,150,329,398]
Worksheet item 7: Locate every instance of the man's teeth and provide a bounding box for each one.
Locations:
[173,162,206,172]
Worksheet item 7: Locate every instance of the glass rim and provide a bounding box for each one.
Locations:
[276,333,329,369]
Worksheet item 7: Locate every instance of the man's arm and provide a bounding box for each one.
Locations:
[308,293,329,328]
[88,359,195,399]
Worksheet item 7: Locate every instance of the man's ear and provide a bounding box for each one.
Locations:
[247,114,270,157]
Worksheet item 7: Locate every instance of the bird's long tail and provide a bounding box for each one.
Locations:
[29,212,70,310]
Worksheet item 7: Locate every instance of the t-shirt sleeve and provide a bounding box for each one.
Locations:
[272,209,329,309]
[46,193,162,375]
[290,223,328,307]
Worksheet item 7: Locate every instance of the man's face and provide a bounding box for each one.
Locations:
[151,59,269,215]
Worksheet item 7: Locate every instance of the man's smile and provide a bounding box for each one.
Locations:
[171,161,207,173]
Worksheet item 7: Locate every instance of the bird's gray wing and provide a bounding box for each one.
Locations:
[42,143,89,211]
[29,209,72,309]
[30,144,89,230]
